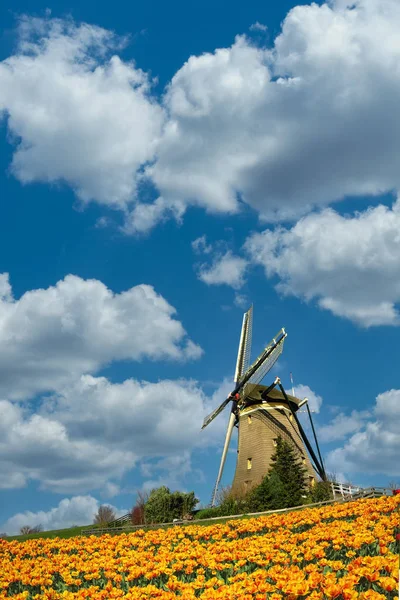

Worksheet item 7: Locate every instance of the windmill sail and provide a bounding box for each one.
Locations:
[234,306,253,383]
[202,328,287,431]
[210,411,236,506]
[248,333,286,385]
[238,328,286,389]
[202,397,231,430]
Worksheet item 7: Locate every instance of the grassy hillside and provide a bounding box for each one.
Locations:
[4,499,333,542]
[5,524,98,542]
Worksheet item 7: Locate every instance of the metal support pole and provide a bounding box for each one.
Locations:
[305,401,326,479]
[260,376,280,400]
[277,380,326,481]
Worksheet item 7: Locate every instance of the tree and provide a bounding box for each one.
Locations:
[268,436,308,507]
[248,470,287,512]
[388,481,400,490]
[130,490,149,526]
[20,526,31,535]
[19,524,42,535]
[217,485,247,516]
[308,480,333,503]
[93,505,116,526]
[248,436,308,512]
[144,486,198,524]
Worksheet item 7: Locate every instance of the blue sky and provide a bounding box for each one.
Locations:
[1,0,400,533]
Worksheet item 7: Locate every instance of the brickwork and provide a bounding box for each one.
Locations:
[231,384,316,497]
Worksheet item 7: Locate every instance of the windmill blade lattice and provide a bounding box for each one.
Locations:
[239,328,286,388]
[202,397,231,430]
[234,306,253,383]
[248,334,286,385]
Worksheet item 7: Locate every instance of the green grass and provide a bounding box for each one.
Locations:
[4,516,253,542]
[5,524,98,542]
[4,499,338,542]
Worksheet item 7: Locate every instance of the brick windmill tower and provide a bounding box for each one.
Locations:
[202,306,326,506]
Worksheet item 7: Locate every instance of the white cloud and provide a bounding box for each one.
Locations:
[139,452,198,494]
[198,251,248,289]
[0,273,201,399]
[234,293,249,309]
[192,235,213,255]
[101,482,121,498]
[147,0,400,224]
[245,200,400,327]
[0,398,136,493]
[319,410,370,442]
[326,388,400,477]
[0,17,163,209]
[4,2,400,230]
[123,197,185,234]
[192,236,249,291]
[0,375,230,493]
[293,384,323,413]
[249,22,268,32]
[1,495,125,535]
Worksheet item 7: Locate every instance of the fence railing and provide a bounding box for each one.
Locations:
[331,483,361,498]
[83,484,394,536]
[331,484,392,500]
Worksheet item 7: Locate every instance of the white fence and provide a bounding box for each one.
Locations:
[331,483,393,500]
[82,485,393,536]
[331,482,361,499]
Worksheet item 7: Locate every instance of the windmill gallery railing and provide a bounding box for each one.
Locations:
[82,485,393,536]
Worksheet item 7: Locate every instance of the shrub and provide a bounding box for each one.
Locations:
[195,507,222,520]
[144,487,198,524]
[308,480,334,503]
[217,486,248,516]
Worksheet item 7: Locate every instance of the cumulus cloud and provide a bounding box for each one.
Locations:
[139,452,202,494]
[1,495,125,535]
[123,197,185,234]
[198,251,248,289]
[293,384,323,413]
[319,410,371,442]
[3,1,400,229]
[245,200,400,327]
[147,0,400,223]
[0,398,135,492]
[326,388,400,477]
[0,16,163,209]
[0,273,201,399]
[0,375,229,493]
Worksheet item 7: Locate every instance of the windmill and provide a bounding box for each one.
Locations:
[202,306,326,506]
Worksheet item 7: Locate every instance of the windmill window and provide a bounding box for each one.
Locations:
[247,458,252,470]
[302,456,306,465]
[309,476,315,487]
[273,439,277,447]
[248,415,252,424]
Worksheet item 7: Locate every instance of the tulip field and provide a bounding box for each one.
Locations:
[1,495,399,600]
